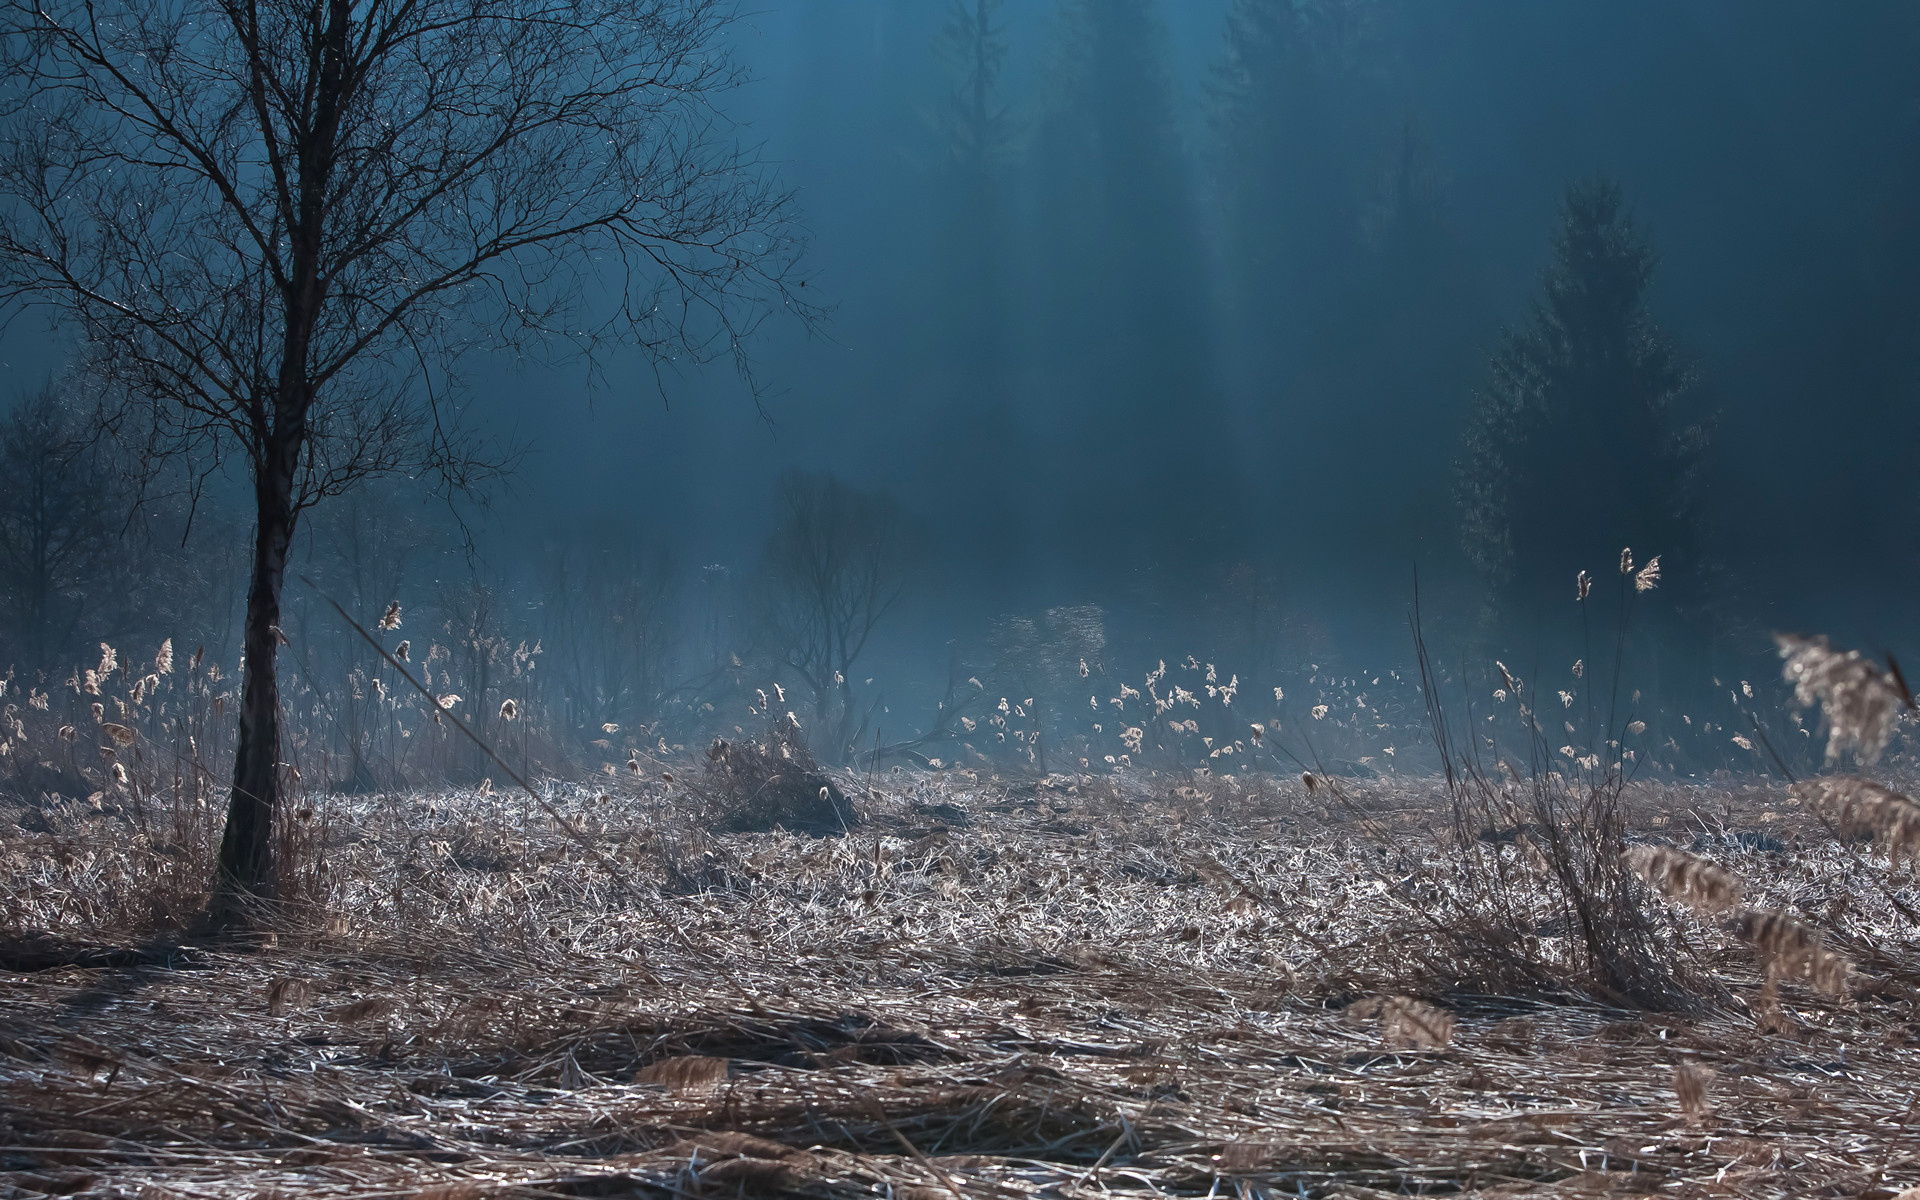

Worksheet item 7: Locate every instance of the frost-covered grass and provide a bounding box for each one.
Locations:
[3,766,1918,1198]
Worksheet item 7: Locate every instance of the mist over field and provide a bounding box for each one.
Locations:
[7,0,1920,763]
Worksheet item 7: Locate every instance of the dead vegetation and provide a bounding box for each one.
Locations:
[4,622,1920,1196]
[692,726,853,835]
[4,763,1920,1199]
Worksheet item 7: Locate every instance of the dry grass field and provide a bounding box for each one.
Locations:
[4,762,1918,1200]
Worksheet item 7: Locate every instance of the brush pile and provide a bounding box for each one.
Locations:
[695,726,852,835]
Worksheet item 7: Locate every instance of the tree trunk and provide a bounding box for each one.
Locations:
[209,458,297,927]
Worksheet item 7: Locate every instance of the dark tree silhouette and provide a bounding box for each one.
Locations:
[1210,0,1378,363]
[754,472,910,764]
[541,533,680,749]
[933,0,1011,383]
[1458,179,1712,622]
[0,0,809,922]
[1033,0,1237,569]
[0,386,120,670]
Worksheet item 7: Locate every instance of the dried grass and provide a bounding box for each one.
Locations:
[4,769,1918,1199]
[693,729,852,835]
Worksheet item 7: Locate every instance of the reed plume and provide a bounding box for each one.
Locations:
[1733,909,1851,995]
[1622,845,1743,913]
[1672,1060,1714,1124]
[1777,633,1906,764]
[1795,776,1920,868]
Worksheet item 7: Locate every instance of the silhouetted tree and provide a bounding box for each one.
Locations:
[754,472,910,763]
[923,0,1029,582]
[1458,180,1712,623]
[541,534,680,750]
[933,0,1011,382]
[1210,0,1378,365]
[0,0,808,921]
[1032,0,1237,568]
[0,386,120,670]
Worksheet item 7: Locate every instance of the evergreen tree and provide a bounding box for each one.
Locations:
[1458,179,1713,624]
[1210,0,1377,368]
[1031,0,1237,570]
[922,0,1028,582]
[930,0,1011,401]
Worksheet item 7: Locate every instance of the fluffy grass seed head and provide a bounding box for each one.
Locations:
[1623,845,1743,913]
[1795,776,1920,869]
[1734,908,1851,995]
[1634,555,1661,592]
[1673,1060,1715,1124]
[1777,633,1906,764]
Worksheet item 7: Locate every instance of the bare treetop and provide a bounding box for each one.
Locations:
[1,0,808,503]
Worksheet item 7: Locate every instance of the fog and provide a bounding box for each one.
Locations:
[504,1,1918,660]
[5,0,1918,775]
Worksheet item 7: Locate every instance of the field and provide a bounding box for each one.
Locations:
[4,766,1917,1200]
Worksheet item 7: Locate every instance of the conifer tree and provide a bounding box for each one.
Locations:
[1458,179,1712,621]
[1032,0,1236,567]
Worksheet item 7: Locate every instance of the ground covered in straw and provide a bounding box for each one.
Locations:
[3,772,1918,1199]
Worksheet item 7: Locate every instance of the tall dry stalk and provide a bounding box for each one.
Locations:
[1406,574,1701,1009]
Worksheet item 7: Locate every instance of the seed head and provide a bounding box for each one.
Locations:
[1673,1061,1715,1124]
[1777,633,1906,764]
[1635,555,1662,592]
[1623,845,1743,913]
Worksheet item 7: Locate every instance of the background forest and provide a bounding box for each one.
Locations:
[3,0,1917,781]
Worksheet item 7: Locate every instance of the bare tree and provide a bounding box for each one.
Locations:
[0,0,808,920]
[754,472,909,763]
[541,534,679,750]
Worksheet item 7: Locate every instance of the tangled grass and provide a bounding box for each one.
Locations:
[4,620,1920,1196]
[4,760,1920,1199]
